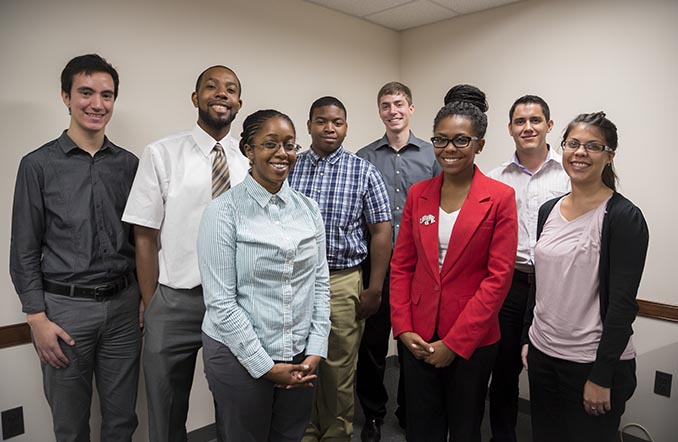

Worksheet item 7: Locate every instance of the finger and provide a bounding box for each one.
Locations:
[603,401,612,412]
[56,329,75,346]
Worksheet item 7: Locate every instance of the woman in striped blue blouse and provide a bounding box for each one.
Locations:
[197,109,331,442]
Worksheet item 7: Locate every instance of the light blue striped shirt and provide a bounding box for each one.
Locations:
[198,174,331,378]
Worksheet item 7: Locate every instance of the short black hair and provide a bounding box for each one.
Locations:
[195,65,242,97]
[436,84,489,137]
[509,95,551,122]
[309,96,347,121]
[61,54,119,98]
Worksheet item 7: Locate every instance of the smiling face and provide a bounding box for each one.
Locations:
[61,72,115,137]
[307,105,348,157]
[192,67,242,138]
[434,115,484,180]
[508,102,553,157]
[562,123,615,187]
[378,93,414,135]
[244,117,297,194]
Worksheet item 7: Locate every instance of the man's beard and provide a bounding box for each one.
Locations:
[199,107,237,131]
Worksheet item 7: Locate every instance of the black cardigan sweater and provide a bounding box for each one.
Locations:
[522,192,649,388]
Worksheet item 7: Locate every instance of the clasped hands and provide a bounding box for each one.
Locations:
[263,355,321,389]
[399,332,456,368]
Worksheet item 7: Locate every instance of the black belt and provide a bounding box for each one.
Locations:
[43,274,133,300]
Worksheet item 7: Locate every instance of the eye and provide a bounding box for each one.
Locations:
[586,142,605,152]
[102,93,114,100]
[227,87,237,94]
[334,120,344,127]
[566,140,580,149]
[530,118,542,123]
[263,141,279,149]
[453,136,471,145]
[284,143,298,151]
[513,118,525,125]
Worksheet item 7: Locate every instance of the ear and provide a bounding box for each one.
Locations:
[607,150,616,163]
[307,120,312,134]
[244,144,254,162]
[546,119,554,133]
[409,103,415,114]
[61,90,71,108]
[507,121,513,136]
[191,91,199,108]
[476,138,486,154]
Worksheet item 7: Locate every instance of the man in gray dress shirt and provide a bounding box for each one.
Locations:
[10,54,140,442]
[355,82,441,442]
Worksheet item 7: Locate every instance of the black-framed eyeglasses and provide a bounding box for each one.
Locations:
[250,141,302,152]
[431,135,479,149]
[561,139,612,153]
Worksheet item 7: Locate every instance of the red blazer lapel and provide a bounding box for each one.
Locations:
[417,174,443,282]
[440,168,492,276]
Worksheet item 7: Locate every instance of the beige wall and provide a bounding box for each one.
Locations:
[1,0,676,440]
[401,0,677,440]
[0,0,398,440]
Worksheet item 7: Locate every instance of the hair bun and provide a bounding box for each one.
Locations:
[443,84,488,113]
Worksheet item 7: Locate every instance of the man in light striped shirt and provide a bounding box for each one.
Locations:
[288,96,392,442]
[486,95,570,442]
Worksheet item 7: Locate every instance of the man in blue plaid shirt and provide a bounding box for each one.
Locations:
[289,96,392,442]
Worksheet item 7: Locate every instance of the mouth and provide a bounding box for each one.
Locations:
[569,161,590,169]
[269,162,289,171]
[85,112,105,118]
[209,102,231,113]
[440,157,462,164]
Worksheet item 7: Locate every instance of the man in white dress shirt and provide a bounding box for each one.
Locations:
[122,65,249,442]
[486,95,570,442]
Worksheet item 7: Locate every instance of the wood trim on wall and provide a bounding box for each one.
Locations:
[0,299,676,350]
[638,299,678,322]
[0,322,31,349]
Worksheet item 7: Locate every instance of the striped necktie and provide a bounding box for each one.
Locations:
[212,142,230,198]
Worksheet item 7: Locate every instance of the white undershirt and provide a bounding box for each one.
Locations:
[438,207,460,270]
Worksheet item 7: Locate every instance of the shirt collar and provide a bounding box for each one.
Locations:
[307,145,345,165]
[508,144,562,175]
[191,124,233,157]
[58,130,116,155]
[244,173,292,207]
[374,131,424,151]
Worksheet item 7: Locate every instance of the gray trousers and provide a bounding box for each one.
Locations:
[142,284,205,442]
[203,333,316,442]
[41,279,141,442]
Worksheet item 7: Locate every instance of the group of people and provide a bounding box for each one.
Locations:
[9,53,648,442]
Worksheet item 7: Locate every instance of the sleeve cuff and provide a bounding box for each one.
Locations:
[306,334,328,359]
[20,289,45,313]
[238,346,275,379]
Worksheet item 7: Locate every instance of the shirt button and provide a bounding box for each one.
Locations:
[396,206,401,210]
[396,170,400,174]
[396,224,400,228]
[396,189,400,193]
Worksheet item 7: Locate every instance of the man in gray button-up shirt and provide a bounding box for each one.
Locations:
[355,82,440,441]
[10,54,140,442]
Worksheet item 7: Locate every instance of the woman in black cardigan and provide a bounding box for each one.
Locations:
[521,112,649,442]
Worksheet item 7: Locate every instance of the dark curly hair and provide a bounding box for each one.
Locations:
[436,84,488,137]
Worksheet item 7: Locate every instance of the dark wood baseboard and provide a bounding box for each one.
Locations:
[638,299,678,322]
[0,322,30,349]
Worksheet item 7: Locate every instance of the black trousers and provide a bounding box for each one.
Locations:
[488,269,532,442]
[402,340,498,442]
[527,344,636,442]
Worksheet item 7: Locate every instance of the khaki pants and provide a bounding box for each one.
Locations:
[304,267,364,442]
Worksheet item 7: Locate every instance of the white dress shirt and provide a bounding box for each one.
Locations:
[487,149,570,272]
[122,124,249,289]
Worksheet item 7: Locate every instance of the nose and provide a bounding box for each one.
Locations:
[323,122,336,133]
[90,93,103,109]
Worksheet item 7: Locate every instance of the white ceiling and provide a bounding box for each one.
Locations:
[303,0,524,31]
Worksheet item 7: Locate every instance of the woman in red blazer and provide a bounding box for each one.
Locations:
[390,85,518,442]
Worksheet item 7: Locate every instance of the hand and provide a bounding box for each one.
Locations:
[583,380,611,416]
[521,344,529,370]
[263,363,318,389]
[399,332,435,360]
[356,287,381,320]
[26,312,74,369]
[138,299,145,334]
[424,340,456,368]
